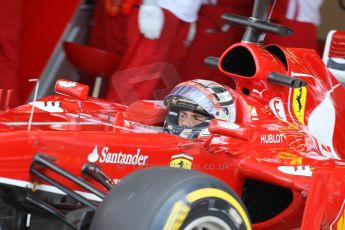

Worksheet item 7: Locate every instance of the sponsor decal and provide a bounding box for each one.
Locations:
[269,97,287,121]
[277,165,312,177]
[292,86,307,124]
[229,207,244,228]
[170,154,193,170]
[278,152,303,165]
[88,146,148,166]
[58,80,77,88]
[29,101,63,113]
[260,133,284,144]
[249,106,259,121]
[199,128,210,137]
[256,157,281,164]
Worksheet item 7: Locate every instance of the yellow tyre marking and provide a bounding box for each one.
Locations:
[186,188,252,230]
[163,188,252,230]
[163,201,191,230]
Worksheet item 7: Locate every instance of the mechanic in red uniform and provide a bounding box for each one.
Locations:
[266,0,324,50]
[0,0,22,108]
[105,0,214,104]
[178,0,253,87]
[163,79,236,139]
[87,0,140,95]
[88,0,139,56]
[179,0,324,86]
[97,0,324,104]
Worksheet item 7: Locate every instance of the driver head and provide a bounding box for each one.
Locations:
[164,79,236,138]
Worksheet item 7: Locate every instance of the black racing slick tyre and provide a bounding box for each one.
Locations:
[90,168,251,230]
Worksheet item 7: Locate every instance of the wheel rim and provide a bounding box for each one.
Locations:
[183,216,231,230]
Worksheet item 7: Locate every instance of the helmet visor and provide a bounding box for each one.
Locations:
[165,85,217,117]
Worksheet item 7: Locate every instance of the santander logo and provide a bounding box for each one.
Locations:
[88,146,100,163]
[87,146,149,166]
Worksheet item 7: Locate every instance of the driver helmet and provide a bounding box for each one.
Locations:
[164,79,236,138]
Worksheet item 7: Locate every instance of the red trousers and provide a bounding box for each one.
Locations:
[265,19,318,50]
[88,0,129,57]
[266,0,319,50]
[0,0,22,107]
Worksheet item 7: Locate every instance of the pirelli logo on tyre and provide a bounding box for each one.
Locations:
[170,154,193,170]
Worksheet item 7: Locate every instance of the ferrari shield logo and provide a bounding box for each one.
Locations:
[336,210,345,230]
[170,154,193,170]
[292,87,307,124]
[330,201,345,230]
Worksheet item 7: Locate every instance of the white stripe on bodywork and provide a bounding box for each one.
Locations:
[2,121,113,126]
[308,84,340,159]
[1,121,137,132]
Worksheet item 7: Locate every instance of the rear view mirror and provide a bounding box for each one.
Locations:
[55,79,89,100]
[208,119,253,140]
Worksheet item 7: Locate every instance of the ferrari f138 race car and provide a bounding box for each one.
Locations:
[1,0,345,229]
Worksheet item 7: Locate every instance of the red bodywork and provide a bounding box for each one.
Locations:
[1,40,345,230]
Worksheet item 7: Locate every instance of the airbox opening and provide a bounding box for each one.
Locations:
[221,46,256,77]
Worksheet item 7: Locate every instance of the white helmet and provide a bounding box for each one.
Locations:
[164,79,236,138]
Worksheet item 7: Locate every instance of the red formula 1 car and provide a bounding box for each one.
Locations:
[1,0,345,229]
